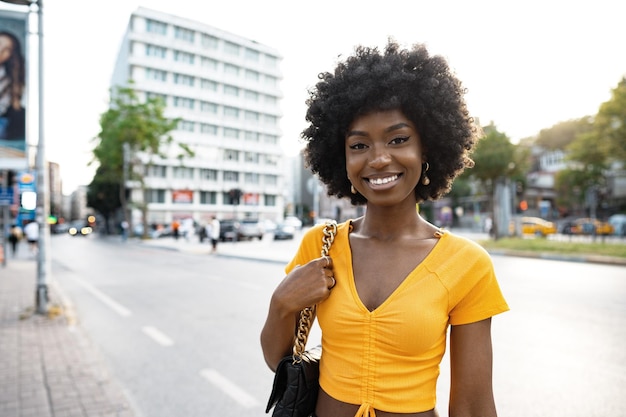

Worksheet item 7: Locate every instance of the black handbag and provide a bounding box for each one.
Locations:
[266,221,337,417]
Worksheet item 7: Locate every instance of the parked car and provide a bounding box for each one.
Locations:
[283,216,303,230]
[68,220,92,237]
[520,217,556,237]
[219,219,240,241]
[238,219,264,240]
[608,214,626,237]
[571,218,614,236]
[273,223,295,240]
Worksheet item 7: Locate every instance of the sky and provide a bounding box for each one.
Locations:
[10,0,626,194]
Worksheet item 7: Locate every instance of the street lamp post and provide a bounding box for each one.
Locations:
[1,0,48,313]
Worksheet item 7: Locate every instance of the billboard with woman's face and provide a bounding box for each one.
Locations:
[0,9,27,168]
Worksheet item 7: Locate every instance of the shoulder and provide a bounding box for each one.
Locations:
[429,231,494,277]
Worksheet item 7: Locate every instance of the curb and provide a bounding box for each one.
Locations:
[487,249,626,267]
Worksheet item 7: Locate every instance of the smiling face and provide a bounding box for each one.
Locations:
[345,109,425,207]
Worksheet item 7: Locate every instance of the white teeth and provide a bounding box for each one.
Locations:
[369,175,398,185]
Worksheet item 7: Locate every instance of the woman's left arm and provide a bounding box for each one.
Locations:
[448,317,498,417]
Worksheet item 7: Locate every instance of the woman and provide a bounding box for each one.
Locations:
[261,40,509,417]
[0,30,25,143]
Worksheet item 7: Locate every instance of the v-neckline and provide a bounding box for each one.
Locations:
[344,222,446,314]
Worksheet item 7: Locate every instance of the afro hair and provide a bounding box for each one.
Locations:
[302,39,478,205]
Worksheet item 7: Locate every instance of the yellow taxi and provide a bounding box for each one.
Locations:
[520,217,557,237]
[571,218,614,236]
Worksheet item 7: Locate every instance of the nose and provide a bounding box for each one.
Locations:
[368,144,392,169]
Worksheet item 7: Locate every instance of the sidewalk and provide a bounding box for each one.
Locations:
[0,244,136,417]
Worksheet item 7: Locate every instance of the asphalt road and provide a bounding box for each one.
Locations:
[50,233,626,417]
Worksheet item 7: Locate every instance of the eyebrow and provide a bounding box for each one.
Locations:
[346,122,412,138]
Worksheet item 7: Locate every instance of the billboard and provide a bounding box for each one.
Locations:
[0,9,27,169]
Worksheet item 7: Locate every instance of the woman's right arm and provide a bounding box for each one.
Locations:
[260,256,334,371]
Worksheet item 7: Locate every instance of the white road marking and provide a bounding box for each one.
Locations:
[141,326,174,346]
[71,276,132,316]
[200,368,259,408]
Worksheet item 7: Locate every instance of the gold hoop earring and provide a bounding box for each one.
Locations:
[351,185,357,194]
[421,162,430,186]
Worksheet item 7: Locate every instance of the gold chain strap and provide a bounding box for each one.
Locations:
[293,220,338,362]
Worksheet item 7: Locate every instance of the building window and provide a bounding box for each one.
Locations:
[245,172,260,184]
[224,41,240,56]
[174,50,195,65]
[224,63,240,76]
[245,152,259,163]
[177,120,195,132]
[265,54,279,68]
[199,168,218,180]
[173,96,195,109]
[145,165,167,178]
[200,78,217,91]
[264,95,277,105]
[244,90,259,102]
[201,34,218,49]
[146,44,167,58]
[173,73,194,86]
[201,57,218,70]
[244,131,260,142]
[265,75,278,87]
[264,174,278,186]
[264,134,279,144]
[147,189,166,203]
[264,115,278,126]
[224,106,239,119]
[245,69,260,81]
[245,48,260,61]
[200,101,218,113]
[264,154,278,166]
[200,123,218,135]
[224,128,239,139]
[223,171,239,182]
[146,19,167,35]
[174,26,195,43]
[244,111,259,123]
[146,92,167,104]
[264,194,277,206]
[173,166,194,179]
[145,68,167,82]
[224,84,239,96]
[200,191,217,204]
[224,149,239,161]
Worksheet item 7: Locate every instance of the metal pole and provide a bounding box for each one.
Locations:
[34,0,49,314]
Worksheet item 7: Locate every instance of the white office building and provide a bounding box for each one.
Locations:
[110,7,284,227]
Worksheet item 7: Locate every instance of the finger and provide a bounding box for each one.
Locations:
[320,256,333,269]
[327,276,336,289]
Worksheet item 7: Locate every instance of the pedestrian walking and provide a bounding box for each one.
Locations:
[23,220,38,254]
[8,223,21,256]
[209,216,220,253]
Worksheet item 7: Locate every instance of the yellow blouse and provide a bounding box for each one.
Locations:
[286,221,509,416]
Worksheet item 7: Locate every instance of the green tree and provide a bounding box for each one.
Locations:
[594,77,626,162]
[86,165,121,234]
[535,117,594,150]
[91,84,193,238]
[468,123,525,239]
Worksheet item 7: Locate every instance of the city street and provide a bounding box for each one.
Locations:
[48,233,626,417]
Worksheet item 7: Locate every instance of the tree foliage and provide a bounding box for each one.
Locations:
[90,84,193,236]
[593,77,626,162]
[535,117,594,150]
[469,123,518,188]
